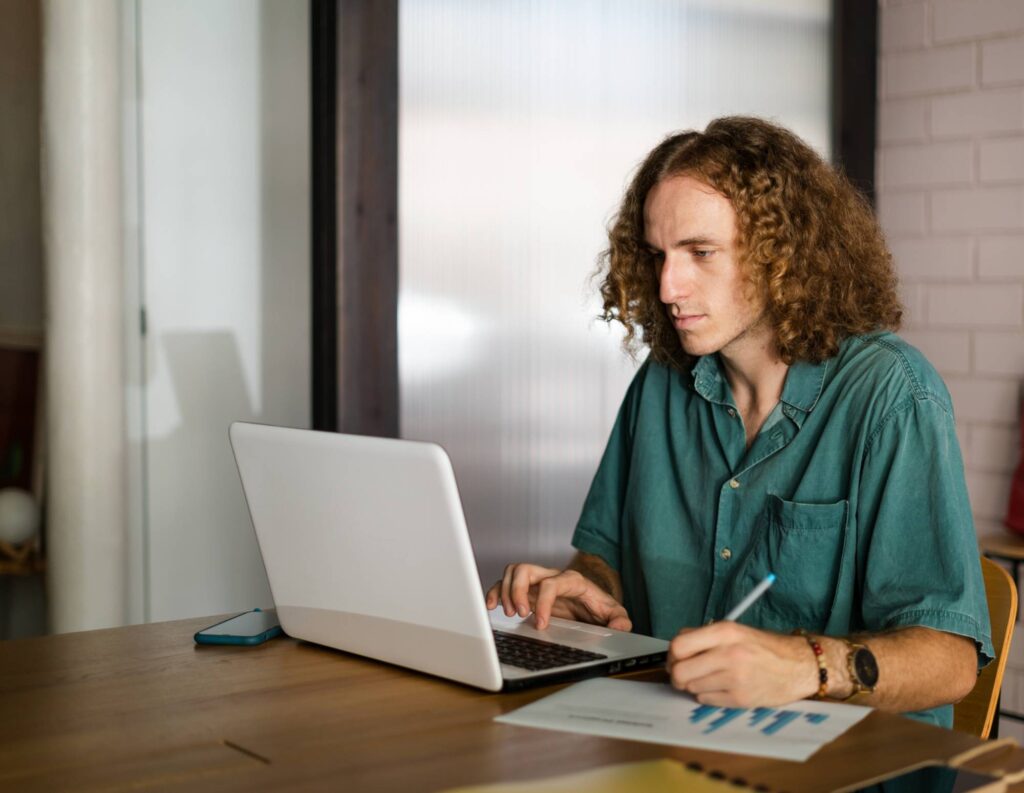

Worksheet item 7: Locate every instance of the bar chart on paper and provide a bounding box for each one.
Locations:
[496,679,872,761]
[690,703,831,737]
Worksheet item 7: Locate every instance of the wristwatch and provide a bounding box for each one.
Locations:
[843,640,879,701]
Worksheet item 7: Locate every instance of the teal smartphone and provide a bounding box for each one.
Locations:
[194,608,283,646]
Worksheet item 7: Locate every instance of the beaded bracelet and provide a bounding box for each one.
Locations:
[793,629,828,699]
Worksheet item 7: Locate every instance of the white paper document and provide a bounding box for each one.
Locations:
[496,678,872,762]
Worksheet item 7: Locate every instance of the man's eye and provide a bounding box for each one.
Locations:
[694,249,714,259]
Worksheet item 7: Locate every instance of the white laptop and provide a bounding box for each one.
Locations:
[229,422,668,691]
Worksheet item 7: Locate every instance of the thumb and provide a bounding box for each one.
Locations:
[607,610,632,633]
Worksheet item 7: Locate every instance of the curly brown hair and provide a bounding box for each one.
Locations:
[599,116,902,370]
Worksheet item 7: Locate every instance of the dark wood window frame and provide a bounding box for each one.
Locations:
[311,0,398,436]
[832,0,878,205]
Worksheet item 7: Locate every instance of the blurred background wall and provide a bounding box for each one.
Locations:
[123,0,311,623]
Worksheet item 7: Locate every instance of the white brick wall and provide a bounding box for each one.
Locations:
[983,35,1024,84]
[933,0,1024,43]
[888,237,973,280]
[930,88,1024,137]
[927,284,1024,325]
[879,141,973,187]
[945,377,1020,422]
[976,330,1024,373]
[879,97,929,143]
[980,236,1024,277]
[930,186,1024,230]
[879,0,1024,719]
[878,190,928,233]
[980,138,1024,182]
[886,45,975,96]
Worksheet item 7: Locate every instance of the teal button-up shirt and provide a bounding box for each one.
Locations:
[572,332,993,728]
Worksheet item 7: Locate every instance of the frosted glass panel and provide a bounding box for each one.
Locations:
[399,0,831,585]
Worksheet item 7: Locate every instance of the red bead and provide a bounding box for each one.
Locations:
[813,645,823,655]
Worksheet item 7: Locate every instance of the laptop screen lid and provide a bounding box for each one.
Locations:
[229,422,504,690]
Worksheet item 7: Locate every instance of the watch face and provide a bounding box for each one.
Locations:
[854,647,879,688]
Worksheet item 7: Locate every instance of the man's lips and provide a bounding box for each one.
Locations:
[672,313,706,329]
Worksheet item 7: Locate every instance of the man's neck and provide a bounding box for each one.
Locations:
[718,329,790,447]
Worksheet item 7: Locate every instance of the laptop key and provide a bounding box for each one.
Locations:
[493,630,608,671]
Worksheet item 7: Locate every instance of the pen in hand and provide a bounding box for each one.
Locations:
[722,573,776,622]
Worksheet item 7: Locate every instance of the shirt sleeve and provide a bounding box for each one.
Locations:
[857,393,994,670]
[570,360,650,572]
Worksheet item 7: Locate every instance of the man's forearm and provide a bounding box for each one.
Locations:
[567,551,624,603]
[812,627,978,712]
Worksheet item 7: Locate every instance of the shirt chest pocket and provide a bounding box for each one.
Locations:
[738,494,849,632]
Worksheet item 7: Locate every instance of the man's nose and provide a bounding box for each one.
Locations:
[659,255,694,304]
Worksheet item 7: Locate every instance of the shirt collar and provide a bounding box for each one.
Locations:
[690,354,828,416]
[780,358,828,414]
[690,354,732,406]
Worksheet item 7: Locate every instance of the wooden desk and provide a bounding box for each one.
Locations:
[3,617,1024,792]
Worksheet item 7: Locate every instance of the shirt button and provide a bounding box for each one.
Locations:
[729,479,740,489]
[720,547,732,560]
[727,408,736,417]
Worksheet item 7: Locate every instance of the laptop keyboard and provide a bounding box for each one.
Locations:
[493,630,608,671]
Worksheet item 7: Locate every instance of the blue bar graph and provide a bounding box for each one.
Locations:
[690,704,719,724]
[705,707,745,734]
[763,710,800,736]
[686,703,832,739]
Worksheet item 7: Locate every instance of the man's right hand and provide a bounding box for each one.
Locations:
[484,563,632,632]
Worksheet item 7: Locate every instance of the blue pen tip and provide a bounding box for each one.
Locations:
[767,573,776,582]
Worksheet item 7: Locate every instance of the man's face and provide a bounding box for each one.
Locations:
[643,174,770,361]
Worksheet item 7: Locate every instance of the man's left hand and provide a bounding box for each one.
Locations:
[667,622,820,708]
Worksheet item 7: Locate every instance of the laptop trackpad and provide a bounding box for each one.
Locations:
[558,621,613,637]
[488,610,613,643]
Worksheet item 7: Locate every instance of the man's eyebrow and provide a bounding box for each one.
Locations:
[644,236,720,251]
[673,236,719,247]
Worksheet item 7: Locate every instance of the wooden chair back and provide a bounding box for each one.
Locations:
[954,557,1017,739]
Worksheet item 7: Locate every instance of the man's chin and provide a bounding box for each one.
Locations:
[678,333,714,358]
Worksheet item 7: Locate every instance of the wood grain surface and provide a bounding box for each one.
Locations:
[3,616,1024,792]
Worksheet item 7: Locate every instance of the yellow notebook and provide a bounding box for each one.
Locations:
[443,759,740,793]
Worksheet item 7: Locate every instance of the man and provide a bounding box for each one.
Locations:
[485,117,992,728]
